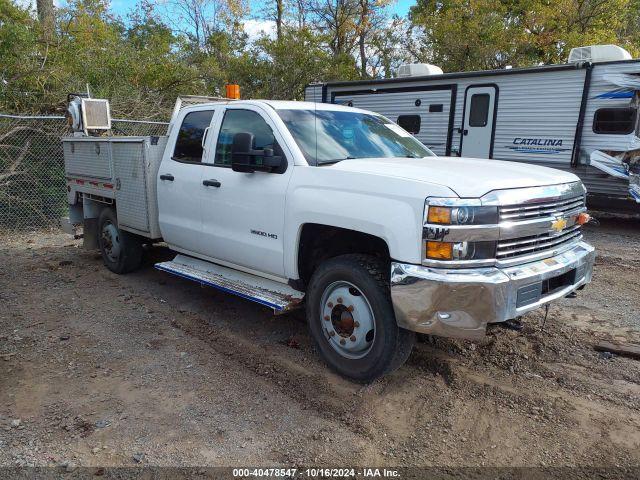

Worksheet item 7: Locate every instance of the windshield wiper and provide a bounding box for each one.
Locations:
[317,156,358,165]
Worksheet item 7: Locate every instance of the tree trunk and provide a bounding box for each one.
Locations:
[36,0,55,43]
[359,33,367,77]
[276,0,284,40]
[359,0,369,78]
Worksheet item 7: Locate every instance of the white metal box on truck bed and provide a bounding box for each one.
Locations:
[63,136,167,240]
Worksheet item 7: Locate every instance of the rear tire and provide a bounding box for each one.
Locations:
[306,254,415,382]
[97,207,143,274]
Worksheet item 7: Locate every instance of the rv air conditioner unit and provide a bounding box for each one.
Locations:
[397,63,443,78]
[568,45,632,64]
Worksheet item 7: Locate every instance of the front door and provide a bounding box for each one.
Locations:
[198,105,292,278]
[460,86,497,158]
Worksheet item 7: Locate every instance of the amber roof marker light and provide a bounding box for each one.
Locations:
[225,84,240,100]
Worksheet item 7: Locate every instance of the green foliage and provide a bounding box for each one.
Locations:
[409,0,637,72]
[0,0,639,117]
[238,27,360,99]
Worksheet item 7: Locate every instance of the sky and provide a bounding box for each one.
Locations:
[19,0,416,38]
[106,0,416,18]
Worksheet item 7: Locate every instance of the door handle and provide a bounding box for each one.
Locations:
[160,174,174,181]
[202,179,221,188]
[462,129,469,136]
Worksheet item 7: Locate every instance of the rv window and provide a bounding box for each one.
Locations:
[173,110,215,163]
[397,115,421,134]
[593,107,637,135]
[469,94,490,127]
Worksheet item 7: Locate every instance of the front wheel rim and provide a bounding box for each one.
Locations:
[319,281,375,360]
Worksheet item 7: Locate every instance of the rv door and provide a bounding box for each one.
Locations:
[460,86,497,158]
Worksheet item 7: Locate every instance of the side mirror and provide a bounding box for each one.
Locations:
[231,132,284,173]
[231,132,255,173]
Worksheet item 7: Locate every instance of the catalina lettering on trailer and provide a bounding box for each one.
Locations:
[507,137,571,154]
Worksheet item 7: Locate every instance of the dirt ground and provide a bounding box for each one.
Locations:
[1,216,639,470]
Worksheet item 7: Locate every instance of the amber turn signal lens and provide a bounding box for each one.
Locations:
[426,241,453,260]
[576,212,591,225]
[427,206,452,224]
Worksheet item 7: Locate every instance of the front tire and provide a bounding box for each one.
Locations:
[306,254,415,382]
[97,207,143,274]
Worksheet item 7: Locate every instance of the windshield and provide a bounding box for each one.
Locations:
[276,109,435,165]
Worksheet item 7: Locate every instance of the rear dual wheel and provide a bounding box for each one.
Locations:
[97,207,143,274]
[306,254,415,382]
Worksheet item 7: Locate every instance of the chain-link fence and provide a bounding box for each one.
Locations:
[0,114,168,232]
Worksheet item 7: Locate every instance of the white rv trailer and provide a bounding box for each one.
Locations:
[304,45,640,211]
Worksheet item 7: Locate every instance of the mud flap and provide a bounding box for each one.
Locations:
[83,218,99,249]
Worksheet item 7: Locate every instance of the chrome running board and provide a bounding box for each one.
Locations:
[155,254,304,313]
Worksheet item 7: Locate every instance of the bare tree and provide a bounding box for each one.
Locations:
[309,0,360,57]
[276,0,284,39]
[294,0,309,28]
[258,0,286,41]
[168,0,246,51]
[355,0,391,77]
[36,0,55,42]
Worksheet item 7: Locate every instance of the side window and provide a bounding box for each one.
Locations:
[469,94,490,127]
[173,110,215,162]
[593,107,637,135]
[215,109,277,166]
[397,115,421,134]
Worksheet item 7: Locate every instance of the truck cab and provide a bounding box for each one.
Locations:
[63,98,595,382]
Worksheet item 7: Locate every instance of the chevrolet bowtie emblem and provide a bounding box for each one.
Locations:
[551,217,567,233]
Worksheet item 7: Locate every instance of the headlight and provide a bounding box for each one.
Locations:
[423,199,499,265]
[426,205,498,225]
[426,240,496,261]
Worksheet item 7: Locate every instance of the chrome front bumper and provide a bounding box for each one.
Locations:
[390,241,595,340]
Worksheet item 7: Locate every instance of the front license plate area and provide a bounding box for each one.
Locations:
[516,268,578,308]
[542,268,576,296]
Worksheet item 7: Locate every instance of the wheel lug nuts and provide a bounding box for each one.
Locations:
[329,331,335,337]
[347,305,354,312]
[340,338,346,345]
[354,321,360,328]
[350,335,356,342]
[337,297,343,304]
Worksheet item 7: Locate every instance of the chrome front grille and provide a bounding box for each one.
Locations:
[499,194,585,222]
[497,225,583,260]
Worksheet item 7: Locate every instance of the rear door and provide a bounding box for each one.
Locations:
[157,107,216,253]
[460,85,498,158]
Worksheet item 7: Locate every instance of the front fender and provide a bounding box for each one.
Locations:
[283,166,457,279]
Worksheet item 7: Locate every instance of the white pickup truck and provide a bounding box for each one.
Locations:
[62,96,595,381]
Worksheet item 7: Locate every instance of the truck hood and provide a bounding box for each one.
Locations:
[329,156,579,198]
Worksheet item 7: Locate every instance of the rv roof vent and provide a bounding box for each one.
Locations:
[397,63,443,78]
[568,45,632,64]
